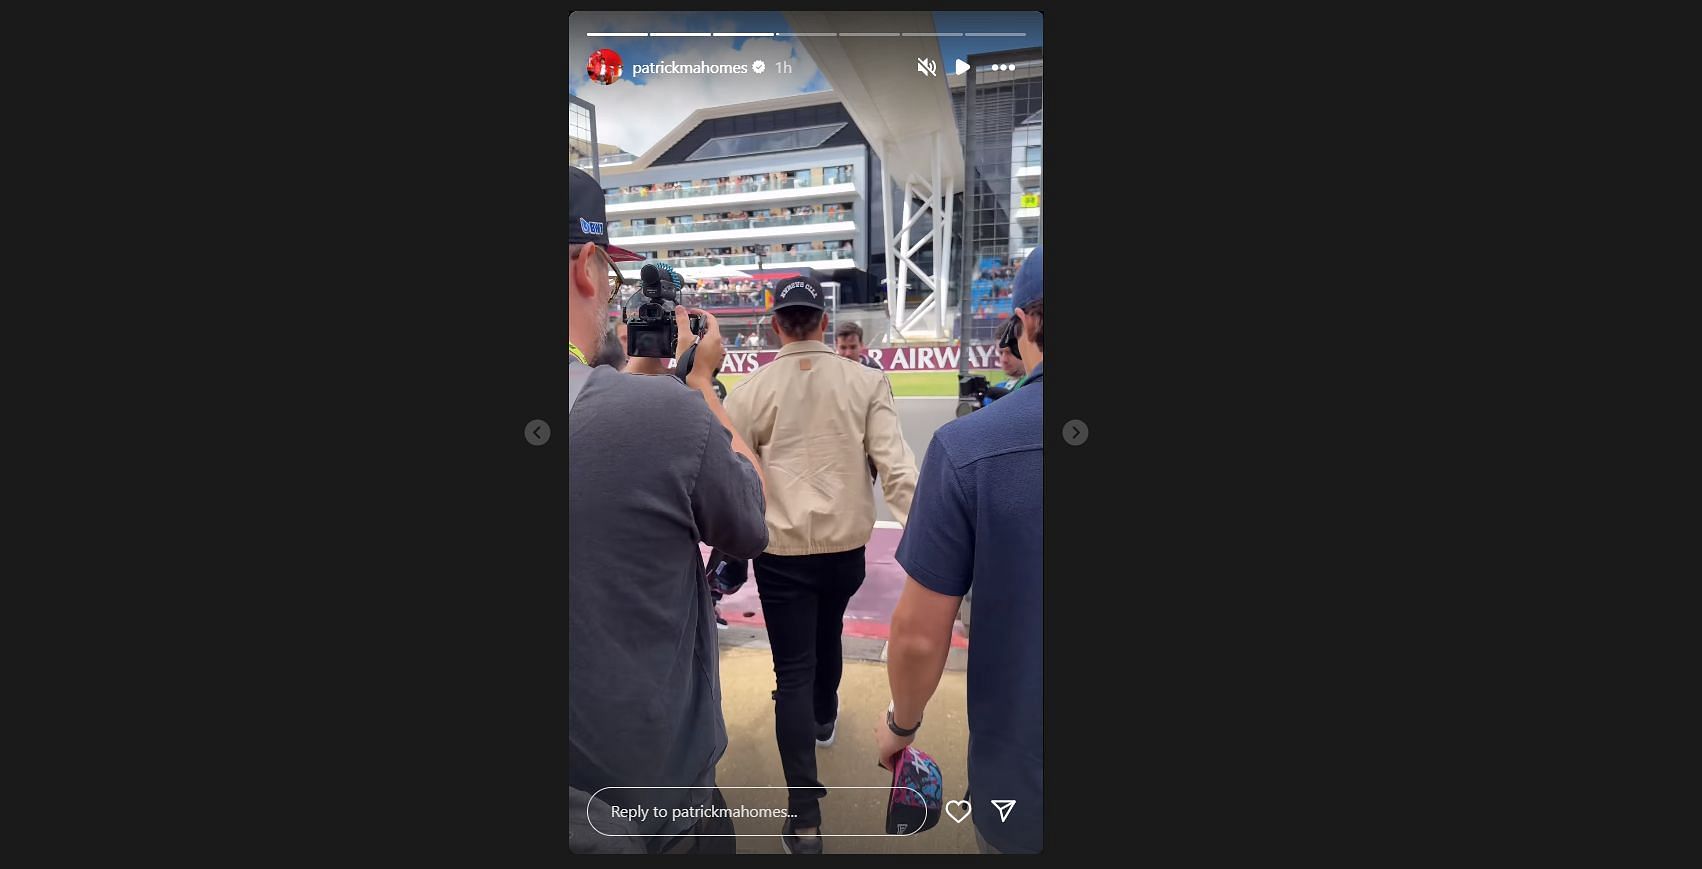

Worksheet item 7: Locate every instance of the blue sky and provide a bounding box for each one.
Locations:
[570,11,1040,156]
[934,11,1044,64]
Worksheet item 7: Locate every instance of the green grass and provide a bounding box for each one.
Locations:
[718,369,1003,398]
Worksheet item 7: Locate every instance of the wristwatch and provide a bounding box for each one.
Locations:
[887,708,922,737]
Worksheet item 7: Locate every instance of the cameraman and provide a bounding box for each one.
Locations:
[568,167,768,854]
[983,318,1027,407]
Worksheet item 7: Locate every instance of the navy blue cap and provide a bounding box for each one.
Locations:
[1012,245,1043,309]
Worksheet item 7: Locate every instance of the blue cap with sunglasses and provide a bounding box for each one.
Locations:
[570,166,643,263]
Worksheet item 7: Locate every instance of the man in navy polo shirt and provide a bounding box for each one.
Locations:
[877,246,1045,854]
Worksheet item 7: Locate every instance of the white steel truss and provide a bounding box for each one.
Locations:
[882,130,956,342]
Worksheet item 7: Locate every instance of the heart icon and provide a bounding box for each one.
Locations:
[944,799,971,823]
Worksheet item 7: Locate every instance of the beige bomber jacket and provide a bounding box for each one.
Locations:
[722,340,918,556]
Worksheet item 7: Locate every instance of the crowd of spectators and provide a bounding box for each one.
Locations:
[606,203,854,239]
[682,278,772,311]
[607,170,814,200]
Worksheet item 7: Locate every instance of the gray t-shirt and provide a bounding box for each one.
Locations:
[568,365,767,840]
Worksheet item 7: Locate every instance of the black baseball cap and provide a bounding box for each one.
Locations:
[569,166,643,262]
[772,274,826,311]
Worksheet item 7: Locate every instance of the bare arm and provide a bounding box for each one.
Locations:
[888,576,960,726]
[876,575,961,764]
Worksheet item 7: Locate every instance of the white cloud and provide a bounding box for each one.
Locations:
[570,18,823,158]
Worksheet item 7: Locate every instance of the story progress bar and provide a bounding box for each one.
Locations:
[585,32,1028,38]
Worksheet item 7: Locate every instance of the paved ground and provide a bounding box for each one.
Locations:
[708,525,967,650]
[713,646,980,854]
[718,370,1000,399]
[708,394,965,644]
[703,392,980,854]
[880,396,957,523]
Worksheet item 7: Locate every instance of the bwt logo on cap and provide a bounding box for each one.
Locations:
[783,280,819,298]
[579,217,604,236]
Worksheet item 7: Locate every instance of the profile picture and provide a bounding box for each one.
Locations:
[587,48,622,85]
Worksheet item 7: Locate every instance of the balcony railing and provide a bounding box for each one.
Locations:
[661,253,764,269]
[681,292,768,311]
[606,171,853,205]
[613,212,853,238]
[631,248,855,270]
[765,248,851,264]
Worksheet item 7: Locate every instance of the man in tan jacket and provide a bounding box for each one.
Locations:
[723,274,918,853]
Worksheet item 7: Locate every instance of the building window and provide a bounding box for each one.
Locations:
[685,123,849,161]
[1022,226,1039,246]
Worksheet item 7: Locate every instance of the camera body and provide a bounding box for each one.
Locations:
[625,262,706,358]
[957,374,1012,417]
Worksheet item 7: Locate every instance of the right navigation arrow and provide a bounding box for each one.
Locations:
[1062,419,1089,446]
[991,799,1016,822]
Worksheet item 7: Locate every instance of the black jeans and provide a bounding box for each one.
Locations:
[754,547,866,829]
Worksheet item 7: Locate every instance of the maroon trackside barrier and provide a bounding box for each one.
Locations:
[666,343,1002,374]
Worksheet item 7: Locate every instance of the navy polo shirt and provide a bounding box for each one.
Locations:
[895,363,1043,854]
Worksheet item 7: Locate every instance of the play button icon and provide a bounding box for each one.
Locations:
[954,58,970,75]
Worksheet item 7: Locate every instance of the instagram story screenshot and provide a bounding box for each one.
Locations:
[568,10,1043,855]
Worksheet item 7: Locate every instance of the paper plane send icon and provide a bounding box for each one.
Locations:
[991,799,1016,822]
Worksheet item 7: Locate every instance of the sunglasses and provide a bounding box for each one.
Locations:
[576,243,631,306]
